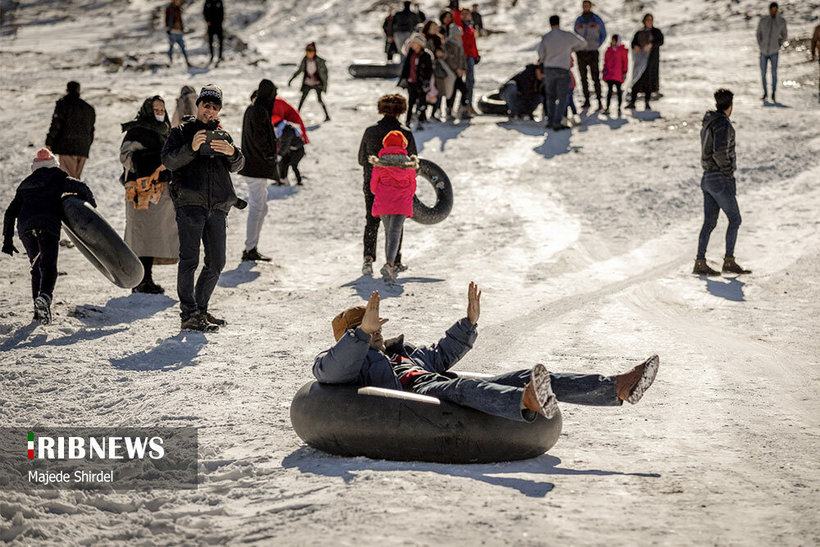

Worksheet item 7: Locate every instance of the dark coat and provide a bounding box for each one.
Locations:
[701,111,736,179]
[400,48,434,89]
[510,64,545,96]
[119,96,171,182]
[45,93,96,157]
[289,56,329,93]
[312,319,477,389]
[161,116,245,212]
[632,27,664,92]
[203,0,223,25]
[3,167,96,244]
[165,3,184,30]
[238,80,278,179]
[358,116,417,189]
[391,7,420,33]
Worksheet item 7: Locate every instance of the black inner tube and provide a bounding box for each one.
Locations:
[412,158,453,225]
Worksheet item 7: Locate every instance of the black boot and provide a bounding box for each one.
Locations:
[242,247,272,262]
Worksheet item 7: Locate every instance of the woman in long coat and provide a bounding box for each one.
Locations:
[628,13,664,109]
[119,96,179,294]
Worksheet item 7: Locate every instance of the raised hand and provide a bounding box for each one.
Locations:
[467,281,481,325]
[360,291,388,334]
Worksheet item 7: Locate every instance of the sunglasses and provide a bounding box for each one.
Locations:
[201,102,221,111]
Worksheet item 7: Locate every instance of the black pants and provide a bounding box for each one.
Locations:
[576,50,602,103]
[207,24,223,60]
[605,80,623,110]
[363,183,402,263]
[406,84,427,124]
[20,229,60,301]
[175,206,227,319]
[298,86,329,118]
[279,147,305,183]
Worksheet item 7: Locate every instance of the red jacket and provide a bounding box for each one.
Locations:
[271,97,309,144]
[453,9,479,59]
[369,146,416,218]
[602,44,628,83]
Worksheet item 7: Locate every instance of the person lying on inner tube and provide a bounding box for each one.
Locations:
[313,282,660,422]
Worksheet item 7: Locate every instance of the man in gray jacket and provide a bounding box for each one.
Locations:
[756,2,787,102]
[313,283,659,423]
[537,15,587,130]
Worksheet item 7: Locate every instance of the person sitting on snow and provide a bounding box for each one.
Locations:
[2,148,96,325]
[313,283,659,422]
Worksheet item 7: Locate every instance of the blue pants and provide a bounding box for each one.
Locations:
[466,56,476,105]
[168,31,189,63]
[502,82,543,116]
[413,368,621,422]
[567,89,577,115]
[176,206,227,319]
[697,172,742,260]
[543,68,570,127]
[760,53,778,97]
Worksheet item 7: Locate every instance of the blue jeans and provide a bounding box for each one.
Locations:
[168,31,189,62]
[466,56,476,105]
[502,82,543,116]
[697,172,742,260]
[413,368,621,423]
[760,53,778,96]
[567,89,577,115]
[176,206,227,319]
[543,68,570,127]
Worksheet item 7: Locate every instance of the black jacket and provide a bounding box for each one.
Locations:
[161,116,245,212]
[3,167,96,243]
[238,80,278,179]
[400,48,434,88]
[358,116,417,188]
[120,96,171,182]
[510,64,544,96]
[392,7,420,33]
[701,111,736,178]
[203,0,223,25]
[45,93,96,157]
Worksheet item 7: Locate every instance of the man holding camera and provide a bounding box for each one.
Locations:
[161,85,245,332]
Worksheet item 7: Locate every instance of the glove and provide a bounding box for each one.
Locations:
[2,241,19,256]
[474,55,481,65]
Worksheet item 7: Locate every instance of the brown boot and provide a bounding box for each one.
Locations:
[616,355,659,404]
[692,259,720,276]
[522,364,559,419]
[722,257,751,274]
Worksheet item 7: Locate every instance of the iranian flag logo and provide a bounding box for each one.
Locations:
[27,432,34,459]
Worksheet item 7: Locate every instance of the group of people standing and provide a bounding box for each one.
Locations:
[165,0,225,67]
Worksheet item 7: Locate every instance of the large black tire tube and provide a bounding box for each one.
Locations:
[477,92,509,115]
[61,196,144,289]
[348,62,403,79]
[290,376,562,464]
[412,158,453,225]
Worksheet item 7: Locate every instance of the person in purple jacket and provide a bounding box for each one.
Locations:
[313,283,660,423]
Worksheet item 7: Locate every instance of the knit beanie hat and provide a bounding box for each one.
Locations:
[332,306,367,341]
[196,84,223,106]
[410,33,427,47]
[382,130,408,149]
[31,148,58,172]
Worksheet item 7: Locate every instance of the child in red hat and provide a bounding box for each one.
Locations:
[367,130,418,283]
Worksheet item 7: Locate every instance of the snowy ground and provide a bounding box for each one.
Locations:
[1,0,819,544]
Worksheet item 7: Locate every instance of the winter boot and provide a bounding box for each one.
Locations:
[394,262,409,273]
[362,256,374,276]
[617,355,659,404]
[202,311,227,326]
[380,263,397,284]
[242,247,272,262]
[722,257,751,274]
[181,313,218,332]
[692,259,720,276]
[34,294,52,326]
[523,363,559,419]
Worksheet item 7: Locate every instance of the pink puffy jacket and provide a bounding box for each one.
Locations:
[369,146,417,218]
[602,44,629,83]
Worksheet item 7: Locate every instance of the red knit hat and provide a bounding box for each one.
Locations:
[382,130,408,149]
[31,148,58,172]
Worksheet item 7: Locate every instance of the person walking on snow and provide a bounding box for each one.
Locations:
[289,42,331,122]
[161,85,246,332]
[398,34,434,127]
[238,79,279,263]
[315,285,660,423]
[165,0,191,67]
[602,34,628,115]
[756,2,787,102]
[45,81,95,180]
[3,148,96,325]
[203,0,224,65]
[383,5,398,62]
[368,130,418,284]
[537,15,587,130]
[694,89,751,276]
[574,0,607,110]
[453,4,480,115]
[358,95,417,277]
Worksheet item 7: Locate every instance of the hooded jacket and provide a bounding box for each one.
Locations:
[120,96,171,181]
[238,80,278,179]
[574,12,607,51]
[358,117,418,188]
[756,13,787,56]
[369,146,418,217]
[603,43,628,83]
[510,64,545,96]
[45,92,96,157]
[3,167,96,244]
[161,116,245,212]
[453,8,478,58]
[312,318,477,389]
[701,110,736,178]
